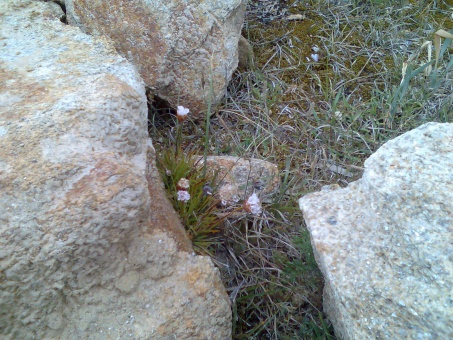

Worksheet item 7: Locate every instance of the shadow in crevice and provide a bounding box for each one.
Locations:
[146,89,177,140]
[44,0,67,24]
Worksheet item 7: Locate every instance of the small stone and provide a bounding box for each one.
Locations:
[194,156,279,204]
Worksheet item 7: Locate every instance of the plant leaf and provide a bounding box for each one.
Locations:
[434,29,453,69]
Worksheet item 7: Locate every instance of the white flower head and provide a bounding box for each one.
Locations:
[244,193,262,215]
[176,178,190,190]
[334,111,342,120]
[177,190,190,202]
[176,106,190,122]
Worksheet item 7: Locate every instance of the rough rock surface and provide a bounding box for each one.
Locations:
[66,0,247,117]
[0,1,231,339]
[238,36,254,70]
[299,123,453,339]
[196,156,279,205]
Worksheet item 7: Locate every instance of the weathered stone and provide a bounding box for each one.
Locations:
[299,123,453,339]
[196,156,279,205]
[66,0,247,117]
[238,35,254,70]
[0,1,231,339]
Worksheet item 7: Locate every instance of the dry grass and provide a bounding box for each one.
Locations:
[150,0,453,338]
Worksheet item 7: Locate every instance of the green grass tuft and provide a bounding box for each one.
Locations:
[156,147,224,256]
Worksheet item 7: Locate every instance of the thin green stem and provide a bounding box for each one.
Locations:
[203,73,213,178]
[176,121,182,155]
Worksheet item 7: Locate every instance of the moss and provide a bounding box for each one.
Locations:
[246,1,400,106]
[248,19,322,65]
[246,6,326,109]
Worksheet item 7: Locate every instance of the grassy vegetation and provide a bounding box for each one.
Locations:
[149,0,452,338]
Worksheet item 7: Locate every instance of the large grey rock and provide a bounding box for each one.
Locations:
[0,1,231,339]
[299,123,453,339]
[66,0,247,117]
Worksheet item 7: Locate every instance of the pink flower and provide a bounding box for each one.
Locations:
[243,193,262,215]
[177,190,190,202]
[176,178,190,190]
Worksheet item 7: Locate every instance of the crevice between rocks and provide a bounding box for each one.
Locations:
[55,0,67,24]
[146,88,176,138]
[42,0,67,24]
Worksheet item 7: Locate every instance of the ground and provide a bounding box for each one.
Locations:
[150,0,453,338]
